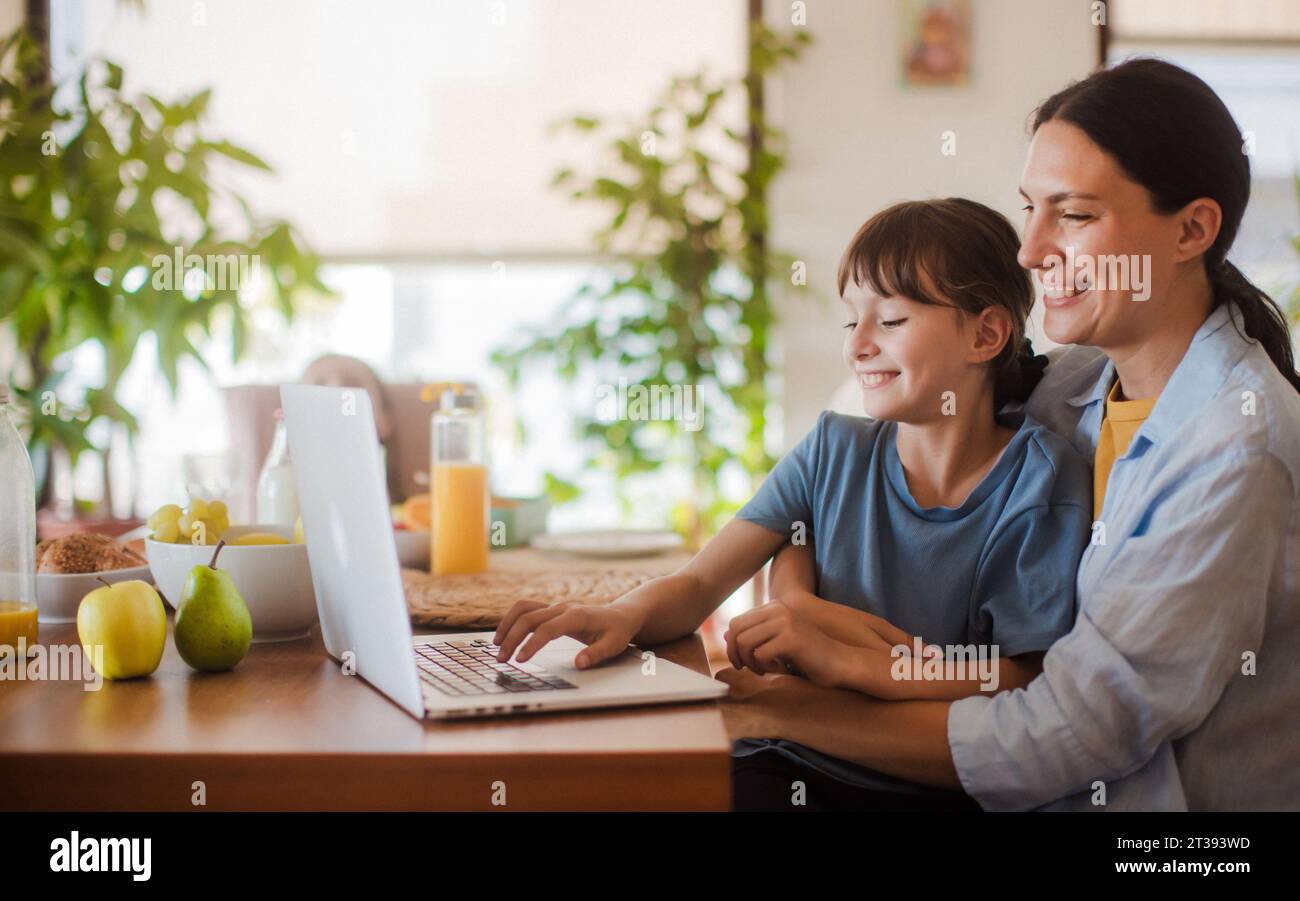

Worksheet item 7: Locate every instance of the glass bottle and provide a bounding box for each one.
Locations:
[431,385,489,575]
[256,408,300,528]
[0,384,38,652]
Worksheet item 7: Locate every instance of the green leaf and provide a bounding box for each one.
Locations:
[0,221,50,269]
[175,88,212,123]
[203,139,273,172]
[542,472,582,506]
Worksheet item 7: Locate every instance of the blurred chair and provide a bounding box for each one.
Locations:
[221,356,469,521]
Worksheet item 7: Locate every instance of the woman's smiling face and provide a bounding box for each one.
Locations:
[1017,120,1186,351]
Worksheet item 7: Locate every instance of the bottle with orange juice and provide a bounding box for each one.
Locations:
[431,385,489,575]
[0,384,37,656]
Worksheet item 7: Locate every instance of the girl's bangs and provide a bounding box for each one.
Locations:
[836,209,952,308]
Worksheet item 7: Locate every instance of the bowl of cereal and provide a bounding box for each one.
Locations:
[35,533,154,624]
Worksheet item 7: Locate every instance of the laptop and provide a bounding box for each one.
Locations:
[280,384,728,720]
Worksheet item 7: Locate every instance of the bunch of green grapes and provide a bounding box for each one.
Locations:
[148,498,230,545]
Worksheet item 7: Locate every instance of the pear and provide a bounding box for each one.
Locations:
[173,541,253,672]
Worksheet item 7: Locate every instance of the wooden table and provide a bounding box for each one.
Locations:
[0,550,731,812]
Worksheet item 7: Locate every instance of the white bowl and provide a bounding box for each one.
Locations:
[145,525,318,643]
[35,566,154,624]
[393,528,431,570]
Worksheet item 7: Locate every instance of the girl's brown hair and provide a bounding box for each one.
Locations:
[837,197,1045,405]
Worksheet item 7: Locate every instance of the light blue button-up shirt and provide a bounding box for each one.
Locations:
[947,302,1300,811]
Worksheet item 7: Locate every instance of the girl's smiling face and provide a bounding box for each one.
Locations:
[841,277,988,423]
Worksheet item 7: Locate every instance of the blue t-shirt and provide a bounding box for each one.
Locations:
[732,409,1092,796]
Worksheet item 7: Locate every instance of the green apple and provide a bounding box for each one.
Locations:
[173,541,253,672]
[76,578,167,680]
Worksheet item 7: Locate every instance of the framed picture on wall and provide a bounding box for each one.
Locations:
[900,0,971,87]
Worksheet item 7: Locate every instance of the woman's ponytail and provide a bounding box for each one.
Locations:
[1208,260,1300,393]
[995,337,1049,407]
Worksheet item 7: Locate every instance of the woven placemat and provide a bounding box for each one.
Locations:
[401,566,658,629]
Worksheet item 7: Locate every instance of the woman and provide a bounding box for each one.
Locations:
[724,57,1300,811]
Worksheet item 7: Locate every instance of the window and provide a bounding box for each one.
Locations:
[64,253,721,531]
[53,0,746,257]
[45,0,747,526]
[1106,1,1300,314]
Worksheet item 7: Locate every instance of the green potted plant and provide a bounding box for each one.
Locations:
[0,29,331,532]
[492,24,811,548]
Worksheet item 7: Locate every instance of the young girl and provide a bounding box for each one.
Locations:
[494,198,1092,810]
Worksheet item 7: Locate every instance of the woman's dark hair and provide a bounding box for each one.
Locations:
[837,197,1047,406]
[1033,57,1300,393]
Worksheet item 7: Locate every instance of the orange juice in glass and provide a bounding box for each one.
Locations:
[432,463,489,574]
[0,601,38,656]
[0,384,38,656]
[431,385,489,575]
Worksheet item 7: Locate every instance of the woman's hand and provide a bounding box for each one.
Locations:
[724,600,866,689]
[493,601,645,669]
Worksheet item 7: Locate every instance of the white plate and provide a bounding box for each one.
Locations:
[36,566,154,624]
[529,530,684,559]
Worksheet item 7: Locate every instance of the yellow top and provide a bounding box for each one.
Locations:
[1093,379,1157,520]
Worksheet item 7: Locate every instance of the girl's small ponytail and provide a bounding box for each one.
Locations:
[995,338,1049,406]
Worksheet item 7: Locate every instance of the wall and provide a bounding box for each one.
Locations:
[0,0,21,36]
[765,0,1096,443]
[64,0,746,258]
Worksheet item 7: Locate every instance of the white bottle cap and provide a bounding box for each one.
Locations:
[440,384,480,411]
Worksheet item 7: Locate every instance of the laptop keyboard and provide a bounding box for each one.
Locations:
[414,637,579,696]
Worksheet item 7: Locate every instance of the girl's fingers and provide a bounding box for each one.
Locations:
[496,604,568,662]
[855,625,896,653]
[733,617,787,674]
[494,600,546,645]
[867,615,916,649]
[516,609,581,662]
[577,629,632,670]
[750,631,795,675]
[726,604,781,671]
[727,603,779,635]
[724,629,745,672]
